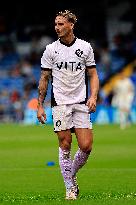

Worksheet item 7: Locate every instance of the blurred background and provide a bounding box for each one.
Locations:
[0,0,136,125]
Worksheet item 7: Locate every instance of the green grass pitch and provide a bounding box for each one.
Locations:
[0,123,136,205]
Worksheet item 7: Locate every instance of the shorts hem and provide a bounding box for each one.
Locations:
[54,125,92,133]
[54,126,74,133]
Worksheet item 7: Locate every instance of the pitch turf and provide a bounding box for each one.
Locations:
[0,123,136,205]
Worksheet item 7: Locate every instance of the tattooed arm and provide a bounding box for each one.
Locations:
[37,69,51,124]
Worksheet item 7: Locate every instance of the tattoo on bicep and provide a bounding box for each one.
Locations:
[38,70,50,106]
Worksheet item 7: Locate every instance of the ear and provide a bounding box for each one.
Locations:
[71,23,74,29]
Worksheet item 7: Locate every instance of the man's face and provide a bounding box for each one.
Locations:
[55,16,73,38]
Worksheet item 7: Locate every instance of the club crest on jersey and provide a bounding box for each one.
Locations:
[56,120,61,127]
[75,49,83,57]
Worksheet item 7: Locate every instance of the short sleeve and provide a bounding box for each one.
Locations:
[41,46,53,69]
[86,44,96,67]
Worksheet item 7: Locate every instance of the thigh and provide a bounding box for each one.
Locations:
[73,104,92,129]
[57,129,72,142]
[57,129,72,150]
[52,105,73,132]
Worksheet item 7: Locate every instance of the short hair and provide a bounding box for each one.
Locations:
[56,10,77,24]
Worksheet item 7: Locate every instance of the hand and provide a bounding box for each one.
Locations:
[37,105,46,124]
[86,97,97,113]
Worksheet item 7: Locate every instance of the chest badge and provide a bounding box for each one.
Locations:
[75,49,83,57]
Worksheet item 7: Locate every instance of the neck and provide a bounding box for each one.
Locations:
[60,33,75,45]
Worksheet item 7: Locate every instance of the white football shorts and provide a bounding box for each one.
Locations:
[52,104,92,132]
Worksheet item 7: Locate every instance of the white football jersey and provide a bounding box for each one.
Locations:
[41,38,96,106]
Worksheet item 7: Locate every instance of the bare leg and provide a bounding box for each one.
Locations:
[72,128,93,177]
[57,130,73,190]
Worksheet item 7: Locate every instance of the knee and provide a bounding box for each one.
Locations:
[59,138,72,150]
[80,143,92,154]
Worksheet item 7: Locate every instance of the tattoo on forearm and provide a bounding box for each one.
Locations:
[38,70,50,106]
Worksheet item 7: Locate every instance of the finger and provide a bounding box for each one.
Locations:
[86,101,91,108]
[90,105,96,112]
[87,102,92,109]
[87,103,93,109]
[37,116,45,124]
[40,119,45,124]
[43,114,46,121]
[91,107,96,113]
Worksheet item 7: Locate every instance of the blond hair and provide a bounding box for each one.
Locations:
[56,10,77,24]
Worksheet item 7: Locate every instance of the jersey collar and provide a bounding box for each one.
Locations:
[59,37,77,47]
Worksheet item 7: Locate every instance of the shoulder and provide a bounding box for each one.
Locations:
[43,40,59,52]
[76,38,93,48]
